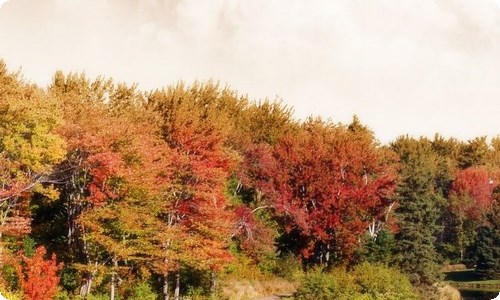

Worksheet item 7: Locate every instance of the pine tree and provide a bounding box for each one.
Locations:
[358,229,395,264]
[391,137,443,285]
[474,193,499,279]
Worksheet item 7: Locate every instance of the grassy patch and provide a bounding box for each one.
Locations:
[220,276,297,300]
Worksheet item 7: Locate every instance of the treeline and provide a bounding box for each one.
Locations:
[0,60,498,299]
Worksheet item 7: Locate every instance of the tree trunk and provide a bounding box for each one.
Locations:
[210,271,217,295]
[163,272,169,300]
[174,271,180,300]
[80,262,98,297]
[110,258,117,300]
[87,273,93,295]
[110,273,115,300]
[80,272,94,297]
[325,244,330,268]
[67,196,75,247]
[0,201,12,268]
[68,169,86,248]
[0,232,3,267]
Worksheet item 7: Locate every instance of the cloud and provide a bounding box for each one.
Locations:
[0,0,499,142]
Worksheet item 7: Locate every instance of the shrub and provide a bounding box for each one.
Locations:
[0,290,22,300]
[59,267,79,293]
[53,290,71,300]
[352,262,418,300]
[273,253,304,281]
[295,270,336,300]
[296,263,418,300]
[86,293,117,300]
[1,264,19,291]
[128,281,157,300]
[295,268,358,300]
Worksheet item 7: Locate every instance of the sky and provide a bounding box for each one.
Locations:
[0,0,499,143]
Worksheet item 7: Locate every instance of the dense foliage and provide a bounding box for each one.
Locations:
[295,263,417,300]
[0,60,498,299]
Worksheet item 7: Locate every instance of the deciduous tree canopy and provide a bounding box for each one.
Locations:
[0,60,498,299]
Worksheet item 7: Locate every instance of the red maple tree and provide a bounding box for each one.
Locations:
[450,167,496,220]
[243,120,397,263]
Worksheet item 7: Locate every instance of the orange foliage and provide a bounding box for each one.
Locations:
[16,246,63,300]
[171,128,237,272]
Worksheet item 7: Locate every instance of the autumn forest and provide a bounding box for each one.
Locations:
[0,60,498,299]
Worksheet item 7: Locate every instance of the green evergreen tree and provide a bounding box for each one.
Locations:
[391,137,443,285]
[474,193,499,279]
[458,137,489,169]
[358,229,395,265]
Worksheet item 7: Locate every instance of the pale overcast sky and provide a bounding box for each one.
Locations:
[0,0,499,143]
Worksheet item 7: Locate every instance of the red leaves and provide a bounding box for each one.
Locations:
[450,167,496,219]
[232,205,276,263]
[86,152,123,206]
[244,121,397,262]
[147,89,241,272]
[16,246,63,300]
[170,130,237,272]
